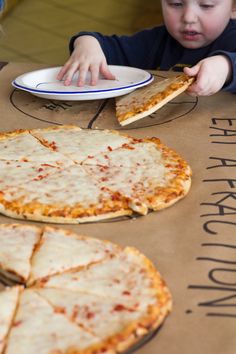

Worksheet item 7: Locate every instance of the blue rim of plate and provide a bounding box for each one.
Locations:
[12,73,153,95]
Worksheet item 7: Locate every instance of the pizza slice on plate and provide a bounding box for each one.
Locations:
[0,286,22,354]
[28,226,120,285]
[0,224,41,283]
[115,74,194,126]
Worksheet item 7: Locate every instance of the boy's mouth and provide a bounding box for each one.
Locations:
[182,30,201,41]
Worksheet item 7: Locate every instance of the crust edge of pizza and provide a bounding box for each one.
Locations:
[0,204,133,224]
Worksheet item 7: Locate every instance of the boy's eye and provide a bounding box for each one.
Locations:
[199,2,214,8]
[200,5,214,8]
[168,2,183,7]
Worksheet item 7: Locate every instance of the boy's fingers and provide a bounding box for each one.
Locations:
[77,64,89,86]
[90,64,100,86]
[57,65,69,81]
[100,63,116,80]
[184,64,199,77]
[61,62,80,86]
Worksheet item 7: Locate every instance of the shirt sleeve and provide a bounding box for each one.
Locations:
[209,50,236,93]
[207,20,236,93]
[69,27,167,69]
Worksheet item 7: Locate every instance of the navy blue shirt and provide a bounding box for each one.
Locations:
[69,20,236,92]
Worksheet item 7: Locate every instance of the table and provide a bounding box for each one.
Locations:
[1,62,236,354]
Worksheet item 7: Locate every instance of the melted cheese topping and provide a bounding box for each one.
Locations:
[3,164,107,207]
[36,287,157,339]
[39,248,157,300]
[0,160,73,190]
[0,132,65,162]
[31,127,131,163]
[82,141,162,168]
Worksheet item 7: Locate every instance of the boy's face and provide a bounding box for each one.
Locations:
[161,0,233,49]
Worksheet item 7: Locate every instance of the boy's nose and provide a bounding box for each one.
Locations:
[182,6,197,24]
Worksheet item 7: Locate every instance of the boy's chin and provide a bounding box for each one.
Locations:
[179,40,205,49]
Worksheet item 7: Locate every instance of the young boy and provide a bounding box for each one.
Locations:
[58,0,236,96]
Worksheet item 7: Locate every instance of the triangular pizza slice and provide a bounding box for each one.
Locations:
[0,224,41,283]
[28,226,120,285]
[115,74,194,126]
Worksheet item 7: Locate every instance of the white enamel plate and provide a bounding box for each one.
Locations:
[12,65,153,100]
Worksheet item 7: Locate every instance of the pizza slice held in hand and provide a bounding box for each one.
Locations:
[115,74,194,126]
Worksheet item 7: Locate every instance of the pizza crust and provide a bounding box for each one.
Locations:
[0,198,132,224]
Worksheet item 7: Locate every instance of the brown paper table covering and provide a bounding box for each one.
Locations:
[0,62,236,354]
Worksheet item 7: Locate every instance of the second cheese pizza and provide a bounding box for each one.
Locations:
[0,125,191,223]
[0,223,172,354]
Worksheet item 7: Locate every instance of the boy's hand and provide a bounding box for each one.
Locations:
[57,36,115,86]
[184,55,232,96]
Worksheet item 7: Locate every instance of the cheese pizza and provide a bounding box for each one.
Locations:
[0,224,172,354]
[0,125,191,223]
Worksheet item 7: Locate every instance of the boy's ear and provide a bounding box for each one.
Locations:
[231,3,236,19]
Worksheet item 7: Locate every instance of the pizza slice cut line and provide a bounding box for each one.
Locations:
[0,286,23,354]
